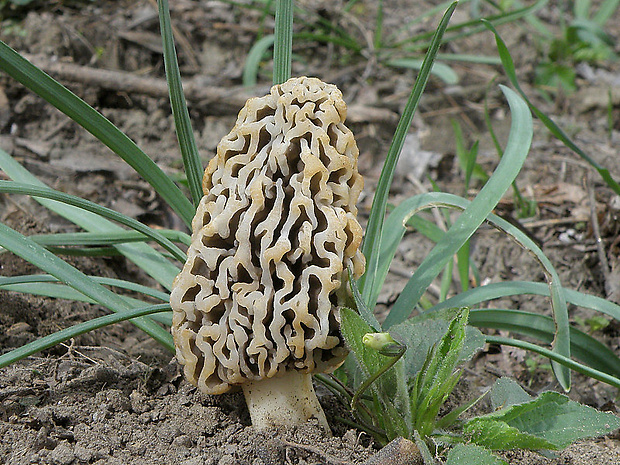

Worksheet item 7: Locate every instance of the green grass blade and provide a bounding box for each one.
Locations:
[0,274,170,301]
[359,1,458,305]
[386,59,459,85]
[380,193,571,389]
[0,304,172,369]
[0,223,174,351]
[157,0,204,207]
[1,282,172,326]
[273,0,293,85]
[486,336,620,389]
[0,40,195,227]
[395,0,548,50]
[0,181,186,263]
[429,281,620,321]
[27,230,191,247]
[0,149,181,290]
[484,21,620,196]
[0,275,172,325]
[434,53,501,65]
[244,35,275,86]
[593,0,620,25]
[470,309,620,377]
[384,85,532,326]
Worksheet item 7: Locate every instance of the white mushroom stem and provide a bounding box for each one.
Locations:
[241,370,330,432]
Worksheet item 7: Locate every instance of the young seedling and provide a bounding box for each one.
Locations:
[170,76,365,431]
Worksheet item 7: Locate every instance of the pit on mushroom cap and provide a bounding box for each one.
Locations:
[170,76,365,430]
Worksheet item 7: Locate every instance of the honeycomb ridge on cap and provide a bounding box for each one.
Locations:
[170,76,365,395]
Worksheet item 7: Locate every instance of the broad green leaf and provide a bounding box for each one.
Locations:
[0,304,171,368]
[390,308,485,383]
[340,307,400,399]
[158,0,204,207]
[349,269,381,331]
[340,307,410,439]
[466,418,556,450]
[0,148,180,290]
[446,443,507,465]
[489,378,532,411]
[0,222,174,352]
[0,40,195,226]
[410,309,470,436]
[466,391,620,450]
[359,1,458,306]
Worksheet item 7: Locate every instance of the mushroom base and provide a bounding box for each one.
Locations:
[241,371,330,432]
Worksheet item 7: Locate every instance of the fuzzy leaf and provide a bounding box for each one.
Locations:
[446,443,508,465]
[390,307,485,383]
[465,391,620,450]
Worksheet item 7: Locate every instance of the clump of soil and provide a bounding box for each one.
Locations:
[0,356,376,465]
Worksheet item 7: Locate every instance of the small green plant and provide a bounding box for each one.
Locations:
[338,307,620,462]
[532,0,619,92]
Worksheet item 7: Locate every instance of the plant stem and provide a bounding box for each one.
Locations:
[273,0,293,84]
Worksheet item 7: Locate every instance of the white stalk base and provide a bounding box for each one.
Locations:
[241,371,330,432]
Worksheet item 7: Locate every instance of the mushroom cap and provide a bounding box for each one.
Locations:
[170,76,365,395]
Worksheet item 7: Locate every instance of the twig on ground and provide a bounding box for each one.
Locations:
[279,440,354,465]
[586,171,611,286]
[20,54,398,123]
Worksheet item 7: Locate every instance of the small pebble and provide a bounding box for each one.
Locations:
[50,442,75,465]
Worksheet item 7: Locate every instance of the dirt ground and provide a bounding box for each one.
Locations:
[1,0,620,464]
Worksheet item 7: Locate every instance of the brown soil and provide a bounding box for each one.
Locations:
[1,1,620,464]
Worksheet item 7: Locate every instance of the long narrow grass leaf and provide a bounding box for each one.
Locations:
[385,86,533,327]
[0,149,180,290]
[378,192,571,388]
[244,35,275,86]
[469,309,620,377]
[429,281,620,322]
[273,0,293,84]
[484,21,620,195]
[0,304,172,368]
[28,230,191,247]
[396,0,548,50]
[1,278,172,326]
[0,274,170,301]
[359,1,458,305]
[593,0,620,25]
[0,223,174,351]
[486,336,620,389]
[0,181,186,263]
[157,0,204,207]
[0,40,195,226]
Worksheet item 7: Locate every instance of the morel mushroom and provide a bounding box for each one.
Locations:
[170,76,365,430]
